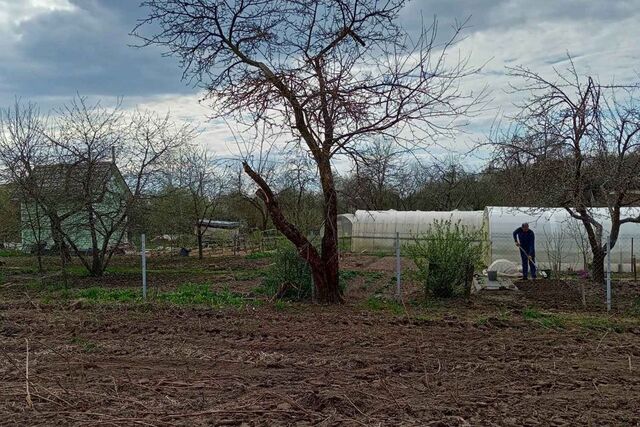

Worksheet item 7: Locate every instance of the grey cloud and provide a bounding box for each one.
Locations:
[401,0,639,34]
[0,0,194,102]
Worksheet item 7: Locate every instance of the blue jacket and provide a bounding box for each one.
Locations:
[513,227,535,251]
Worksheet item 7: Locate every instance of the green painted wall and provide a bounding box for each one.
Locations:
[21,173,129,251]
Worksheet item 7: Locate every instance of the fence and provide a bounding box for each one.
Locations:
[339,233,639,275]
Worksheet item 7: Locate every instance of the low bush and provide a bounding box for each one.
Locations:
[260,242,313,301]
[405,220,483,298]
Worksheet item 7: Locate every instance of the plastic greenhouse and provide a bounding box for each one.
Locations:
[338,210,484,253]
[483,207,640,272]
[337,207,640,272]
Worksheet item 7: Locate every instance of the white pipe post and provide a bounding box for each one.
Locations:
[606,236,611,312]
[141,233,147,300]
[395,232,401,300]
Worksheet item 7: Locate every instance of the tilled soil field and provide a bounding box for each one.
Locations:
[2,300,640,426]
[2,255,640,425]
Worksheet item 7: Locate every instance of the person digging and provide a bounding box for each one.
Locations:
[513,222,536,280]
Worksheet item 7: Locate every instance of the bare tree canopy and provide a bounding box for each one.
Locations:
[134,0,484,302]
[164,145,231,259]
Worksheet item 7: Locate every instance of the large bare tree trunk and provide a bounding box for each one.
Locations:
[318,159,342,303]
[91,254,104,277]
[197,230,204,259]
[243,162,343,303]
[592,248,605,285]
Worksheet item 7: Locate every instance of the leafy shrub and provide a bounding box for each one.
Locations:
[261,242,313,301]
[405,220,482,298]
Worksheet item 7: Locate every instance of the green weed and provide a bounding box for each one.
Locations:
[474,316,489,326]
[274,300,291,311]
[523,307,565,328]
[0,249,23,257]
[339,270,359,285]
[156,283,246,307]
[232,269,267,281]
[630,297,640,317]
[70,336,98,353]
[362,271,384,285]
[245,251,274,260]
[364,296,404,315]
[576,316,625,332]
[261,243,313,301]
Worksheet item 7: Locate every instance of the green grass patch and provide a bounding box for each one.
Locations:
[474,316,489,327]
[156,283,247,307]
[245,251,274,260]
[273,300,294,311]
[232,269,267,281]
[575,316,625,332]
[629,297,640,317]
[0,249,23,257]
[32,280,252,309]
[362,271,384,284]
[523,307,565,328]
[364,296,404,315]
[339,269,359,284]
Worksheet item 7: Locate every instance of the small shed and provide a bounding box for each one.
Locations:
[195,219,241,246]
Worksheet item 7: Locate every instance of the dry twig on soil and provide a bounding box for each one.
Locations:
[25,338,33,409]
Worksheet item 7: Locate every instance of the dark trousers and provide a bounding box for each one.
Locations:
[520,249,537,279]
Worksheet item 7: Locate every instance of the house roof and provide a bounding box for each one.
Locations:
[30,161,131,202]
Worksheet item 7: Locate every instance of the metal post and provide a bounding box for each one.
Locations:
[141,234,147,300]
[395,232,401,300]
[633,238,636,282]
[606,237,611,312]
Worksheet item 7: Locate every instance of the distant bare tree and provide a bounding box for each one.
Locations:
[419,157,475,211]
[276,151,324,235]
[231,163,272,232]
[489,59,640,283]
[135,0,484,302]
[168,146,230,258]
[0,100,57,272]
[339,139,404,211]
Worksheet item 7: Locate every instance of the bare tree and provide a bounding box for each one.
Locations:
[231,164,272,232]
[135,0,484,302]
[489,59,640,283]
[338,139,405,211]
[168,146,230,258]
[417,157,475,210]
[0,97,193,276]
[0,100,58,272]
[276,151,324,235]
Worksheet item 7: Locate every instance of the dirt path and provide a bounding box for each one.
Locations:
[2,302,639,426]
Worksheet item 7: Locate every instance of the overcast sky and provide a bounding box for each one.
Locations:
[1,0,639,166]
